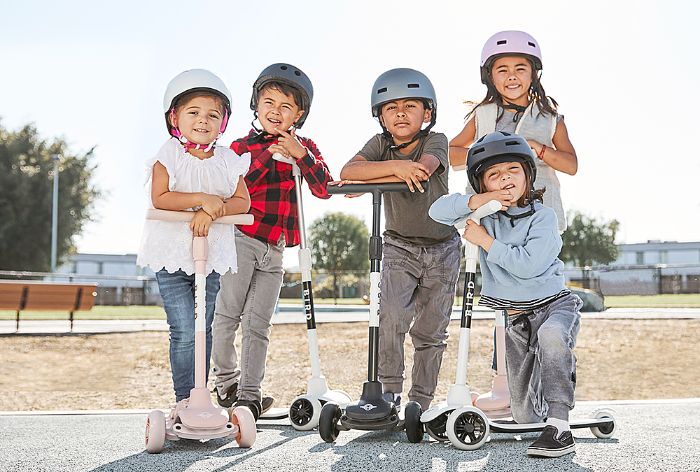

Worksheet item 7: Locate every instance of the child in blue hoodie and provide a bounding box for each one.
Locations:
[429,131,582,458]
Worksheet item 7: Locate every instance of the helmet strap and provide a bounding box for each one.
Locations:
[499,201,536,227]
[500,99,528,122]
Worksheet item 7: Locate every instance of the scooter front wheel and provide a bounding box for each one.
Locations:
[145,410,166,454]
[289,395,322,431]
[446,407,490,451]
[319,402,342,443]
[231,406,257,448]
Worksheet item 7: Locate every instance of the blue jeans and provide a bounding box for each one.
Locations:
[156,269,220,401]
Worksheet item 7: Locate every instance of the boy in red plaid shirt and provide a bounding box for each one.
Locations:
[211,63,333,421]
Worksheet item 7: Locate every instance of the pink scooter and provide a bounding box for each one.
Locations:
[474,310,512,419]
[144,209,257,453]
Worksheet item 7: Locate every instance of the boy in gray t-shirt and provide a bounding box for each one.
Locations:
[338,68,459,410]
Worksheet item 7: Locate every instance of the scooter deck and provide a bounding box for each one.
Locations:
[258,407,289,420]
[489,417,613,434]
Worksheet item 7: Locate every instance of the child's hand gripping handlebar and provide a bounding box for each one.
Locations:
[462,199,502,269]
[146,209,253,226]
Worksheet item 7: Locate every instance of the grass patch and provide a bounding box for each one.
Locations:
[2,294,698,321]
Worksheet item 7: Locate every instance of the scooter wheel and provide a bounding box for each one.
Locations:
[446,407,490,451]
[289,395,322,431]
[404,401,424,443]
[145,410,166,454]
[231,406,257,448]
[590,408,617,439]
[425,412,451,442]
[319,402,342,443]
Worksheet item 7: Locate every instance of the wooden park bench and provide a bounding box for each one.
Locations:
[0,280,98,332]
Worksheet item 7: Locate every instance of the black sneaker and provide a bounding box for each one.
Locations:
[260,395,275,415]
[216,383,238,408]
[232,399,262,422]
[527,425,576,458]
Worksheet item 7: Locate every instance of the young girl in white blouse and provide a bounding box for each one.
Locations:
[137,69,250,406]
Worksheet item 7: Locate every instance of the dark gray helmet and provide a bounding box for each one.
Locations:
[467,131,536,193]
[370,68,436,117]
[250,63,313,128]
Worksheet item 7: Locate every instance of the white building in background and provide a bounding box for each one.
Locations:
[563,241,700,295]
[55,253,159,304]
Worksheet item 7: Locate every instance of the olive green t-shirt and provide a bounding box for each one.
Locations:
[357,132,457,246]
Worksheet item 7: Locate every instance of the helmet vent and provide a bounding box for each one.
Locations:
[377,87,388,94]
[280,65,288,70]
[527,41,536,48]
[472,147,486,155]
[294,70,301,76]
[407,83,420,88]
[497,40,507,45]
[505,140,520,146]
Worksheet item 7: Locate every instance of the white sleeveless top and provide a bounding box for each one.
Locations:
[136,139,251,275]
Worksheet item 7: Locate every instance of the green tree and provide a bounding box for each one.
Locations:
[560,211,620,267]
[309,212,369,301]
[0,122,101,271]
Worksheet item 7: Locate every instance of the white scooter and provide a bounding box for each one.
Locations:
[272,153,352,430]
[416,200,618,450]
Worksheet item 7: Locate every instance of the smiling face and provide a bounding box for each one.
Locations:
[481,161,527,206]
[489,55,533,106]
[171,95,224,145]
[256,86,304,135]
[379,98,431,145]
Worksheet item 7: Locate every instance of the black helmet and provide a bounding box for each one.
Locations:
[467,131,536,193]
[250,63,313,128]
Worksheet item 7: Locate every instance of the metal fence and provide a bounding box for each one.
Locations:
[2,263,698,306]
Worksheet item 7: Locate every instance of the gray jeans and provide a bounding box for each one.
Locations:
[505,292,583,423]
[211,229,285,403]
[378,234,461,410]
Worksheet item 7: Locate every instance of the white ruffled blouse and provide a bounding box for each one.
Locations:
[137,139,251,276]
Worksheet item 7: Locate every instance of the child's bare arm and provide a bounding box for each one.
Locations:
[340,155,430,193]
[151,162,224,217]
[449,117,476,169]
[527,119,578,175]
[223,176,251,215]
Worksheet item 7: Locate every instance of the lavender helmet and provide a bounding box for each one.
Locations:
[480,30,543,84]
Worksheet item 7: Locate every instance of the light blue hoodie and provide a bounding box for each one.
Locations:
[428,193,566,302]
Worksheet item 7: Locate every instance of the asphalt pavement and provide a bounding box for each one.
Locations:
[1,399,698,471]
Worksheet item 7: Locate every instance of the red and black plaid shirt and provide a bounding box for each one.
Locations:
[231,129,333,247]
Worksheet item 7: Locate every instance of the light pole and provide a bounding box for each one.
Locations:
[50,154,60,273]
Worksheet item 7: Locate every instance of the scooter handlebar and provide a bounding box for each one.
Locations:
[146,209,253,226]
[271,152,296,166]
[326,181,428,195]
[468,199,503,224]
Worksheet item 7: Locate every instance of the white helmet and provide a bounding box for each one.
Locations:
[163,69,232,136]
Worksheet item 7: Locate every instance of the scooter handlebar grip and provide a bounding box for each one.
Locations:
[468,200,502,224]
[146,209,253,226]
[326,181,429,195]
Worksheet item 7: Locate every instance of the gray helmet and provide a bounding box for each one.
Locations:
[370,68,436,117]
[250,63,313,128]
[467,131,537,193]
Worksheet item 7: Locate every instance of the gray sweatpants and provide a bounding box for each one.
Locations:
[378,233,461,410]
[505,292,583,423]
[211,229,285,403]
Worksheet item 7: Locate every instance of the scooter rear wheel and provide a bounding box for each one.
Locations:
[404,401,424,443]
[289,395,322,431]
[319,402,342,443]
[231,406,257,448]
[446,407,490,451]
[590,408,617,439]
[145,410,166,454]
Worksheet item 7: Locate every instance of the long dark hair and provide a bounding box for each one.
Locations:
[466,56,558,122]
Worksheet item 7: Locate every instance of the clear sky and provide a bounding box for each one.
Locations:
[2,0,698,268]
